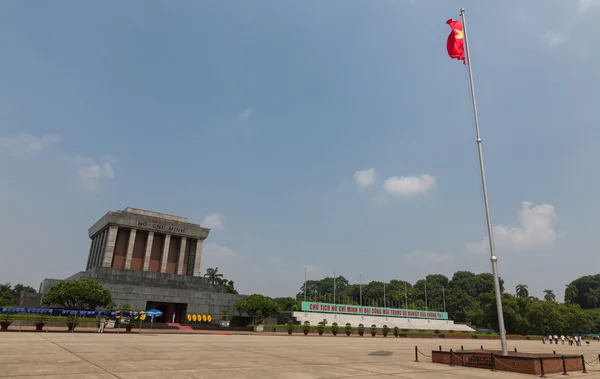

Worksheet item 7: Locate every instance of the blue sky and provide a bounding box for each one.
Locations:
[1,1,599,300]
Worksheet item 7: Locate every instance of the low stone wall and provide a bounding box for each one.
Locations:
[60,267,246,315]
[431,350,584,375]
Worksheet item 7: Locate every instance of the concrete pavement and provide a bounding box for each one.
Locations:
[1,332,599,378]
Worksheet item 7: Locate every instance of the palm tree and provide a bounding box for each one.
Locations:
[516,284,529,298]
[543,289,556,302]
[565,284,578,305]
[586,288,600,308]
[204,267,224,284]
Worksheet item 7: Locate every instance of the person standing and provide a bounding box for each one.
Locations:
[554,334,559,345]
[98,316,106,333]
[561,335,565,345]
[549,334,553,344]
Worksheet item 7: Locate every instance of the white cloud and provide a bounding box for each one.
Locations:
[404,250,455,265]
[542,31,568,48]
[579,0,600,12]
[383,174,435,197]
[72,156,115,192]
[353,168,375,188]
[238,108,253,121]
[467,201,557,254]
[201,213,223,231]
[204,242,238,261]
[0,132,60,153]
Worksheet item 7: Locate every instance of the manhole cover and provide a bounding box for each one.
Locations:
[369,351,393,356]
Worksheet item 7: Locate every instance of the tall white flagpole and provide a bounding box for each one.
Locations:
[359,273,362,307]
[424,282,428,311]
[383,281,386,308]
[333,272,336,306]
[404,282,408,309]
[304,267,307,302]
[442,286,447,313]
[460,7,508,356]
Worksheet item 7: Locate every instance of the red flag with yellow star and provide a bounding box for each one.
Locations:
[446,19,465,63]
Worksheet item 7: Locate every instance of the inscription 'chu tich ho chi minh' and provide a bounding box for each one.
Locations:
[136,220,186,234]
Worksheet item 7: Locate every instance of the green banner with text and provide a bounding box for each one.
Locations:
[301,301,448,320]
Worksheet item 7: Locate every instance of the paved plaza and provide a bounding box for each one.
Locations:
[1,332,600,378]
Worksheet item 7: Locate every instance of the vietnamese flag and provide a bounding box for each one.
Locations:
[446,19,465,63]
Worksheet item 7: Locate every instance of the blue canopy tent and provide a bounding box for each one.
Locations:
[144,309,163,331]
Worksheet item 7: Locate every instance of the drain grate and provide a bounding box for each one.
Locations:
[369,350,393,356]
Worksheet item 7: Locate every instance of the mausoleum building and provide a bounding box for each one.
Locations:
[86,207,208,276]
[39,208,245,323]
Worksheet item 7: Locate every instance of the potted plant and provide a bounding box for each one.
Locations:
[253,310,264,332]
[317,321,325,336]
[66,314,78,331]
[370,324,377,337]
[345,323,352,336]
[382,325,389,337]
[331,322,339,336]
[121,304,135,332]
[303,321,310,335]
[35,314,48,331]
[358,323,365,336]
[393,326,400,338]
[286,320,295,335]
[221,308,230,321]
[0,312,12,331]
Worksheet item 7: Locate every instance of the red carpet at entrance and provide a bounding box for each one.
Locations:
[168,323,193,331]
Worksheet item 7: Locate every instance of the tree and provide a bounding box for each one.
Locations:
[223,280,238,294]
[516,284,529,298]
[586,288,600,308]
[543,289,556,302]
[565,284,578,305]
[42,279,112,310]
[234,294,280,324]
[273,297,297,312]
[0,283,14,306]
[0,283,36,306]
[566,275,600,309]
[204,267,224,285]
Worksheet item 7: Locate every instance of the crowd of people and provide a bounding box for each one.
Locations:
[543,334,587,346]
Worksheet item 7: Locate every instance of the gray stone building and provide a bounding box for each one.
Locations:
[39,208,245,323]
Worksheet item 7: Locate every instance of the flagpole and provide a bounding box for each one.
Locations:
[359,273,362,307]
[333,272,336,306]
[304,267,307,302]
[460,7,508,356]
[424,282,428,311]
[442,286,446,313]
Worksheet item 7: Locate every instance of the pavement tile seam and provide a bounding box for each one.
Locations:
[34,334,123,379]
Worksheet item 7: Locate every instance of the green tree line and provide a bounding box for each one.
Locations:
[294,271,598,335]
[0,283,36,306]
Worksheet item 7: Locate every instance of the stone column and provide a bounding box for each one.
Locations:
[192,239,204,277]
[92,232,102,268]
[102,226,119,268]
[124,229,137,269]
[87,236,96,270]
[160,234,171,273]
[96,229,107,268]
[142,231,154,271]
[176,237,187,275]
